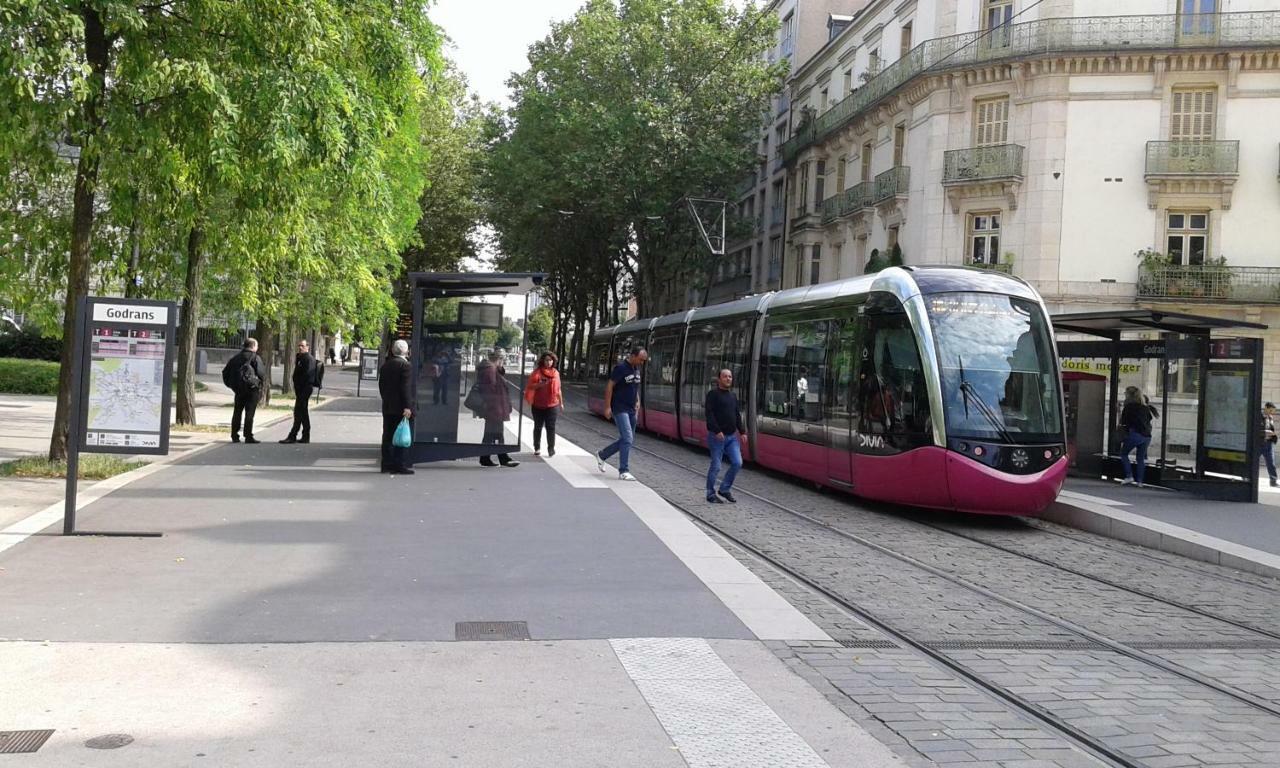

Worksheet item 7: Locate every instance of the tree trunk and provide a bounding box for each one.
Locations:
[281,318,295,397]
[49,6,109,461]
[255,316,273,406]
[124,195,142,298]
[175,225,205,425]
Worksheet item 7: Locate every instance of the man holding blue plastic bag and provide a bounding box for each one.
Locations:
[379,339,415,475]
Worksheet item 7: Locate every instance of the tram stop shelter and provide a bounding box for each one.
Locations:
[403,272,545,464]
[1052,309,1268,502]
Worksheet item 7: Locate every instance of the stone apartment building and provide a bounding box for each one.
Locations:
[774,0,1280,400]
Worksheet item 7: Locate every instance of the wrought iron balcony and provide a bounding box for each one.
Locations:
[874,167,910,203]
[966,261,1014,275]
[838,182,874,216]
[820,195,841,223]
[1137,264,1280,304]
[944,144,1026,184]
[1144,140,1240,176]
[780,11,1280,164]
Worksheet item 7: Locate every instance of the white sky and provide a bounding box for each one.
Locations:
[431,0,588,106]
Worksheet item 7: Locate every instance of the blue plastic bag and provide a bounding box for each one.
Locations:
[392,417,412,448]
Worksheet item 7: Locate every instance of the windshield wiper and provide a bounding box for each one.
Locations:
[957,356,1016,444]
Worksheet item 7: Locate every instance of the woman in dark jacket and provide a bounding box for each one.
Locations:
[477,352,519,468]
[1118,385,1157,487]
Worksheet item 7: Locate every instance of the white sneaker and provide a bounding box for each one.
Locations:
[596,453,607,473]
[1120,478,1134,486]
[619,472,637,481]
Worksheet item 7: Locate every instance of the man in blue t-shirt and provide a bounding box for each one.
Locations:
[596,347,648,480]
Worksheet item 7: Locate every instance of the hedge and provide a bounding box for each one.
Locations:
[0,358,60,395]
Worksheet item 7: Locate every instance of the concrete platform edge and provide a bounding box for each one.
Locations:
[1043,497,1280,581]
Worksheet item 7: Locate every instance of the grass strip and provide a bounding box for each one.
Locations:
[0,454,147,480]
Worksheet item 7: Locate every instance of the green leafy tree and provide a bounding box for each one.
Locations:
[525,305,554,352]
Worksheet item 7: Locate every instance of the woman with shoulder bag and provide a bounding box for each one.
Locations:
[477,352,519,468]
[524,351,563,457]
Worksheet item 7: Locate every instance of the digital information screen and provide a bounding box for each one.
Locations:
[79,300,176,454]
[457,302,502,330]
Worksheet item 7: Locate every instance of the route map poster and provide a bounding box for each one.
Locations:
[77,299,176,455]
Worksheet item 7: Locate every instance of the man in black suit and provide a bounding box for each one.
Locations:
[280,339,317,444]
[379,339,414,475]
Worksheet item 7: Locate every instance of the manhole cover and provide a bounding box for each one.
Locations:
[0,730,54,754]
[85,733,133,750]
[455,621,531,641]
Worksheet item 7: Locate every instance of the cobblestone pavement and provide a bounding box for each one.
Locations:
[554,401,1280,768]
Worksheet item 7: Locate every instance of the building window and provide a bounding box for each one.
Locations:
[820,88,829,111]
[815,159,827,204]
[1179,0,1219,39]
[780,12,794,56]
[967,212,1001,264]
[986,0,1014,45]
[1167,211,1209,265]
[887,226,900,255]
[843,69,853,95]
[1171,87,1216,140]
[893,123,906,167]
[810,245,822,285]
[868,48,881,76]
[769,237,782,283]
[974,97,1010,146]
[836,155,847,194]
[900,21,913,53]
[794,247,805,286]
[797,164,809,212]
[860,141,872,182]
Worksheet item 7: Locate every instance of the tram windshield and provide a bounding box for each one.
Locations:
[926,293,1063,443]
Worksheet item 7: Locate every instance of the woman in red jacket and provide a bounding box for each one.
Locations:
[524,351,563,457]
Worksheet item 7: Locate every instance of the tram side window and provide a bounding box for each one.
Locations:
[647,335,679,410]
[591,343,611,380]
[792,320,829,423]
[825,317,860,425]
[760,324,795,418]
[858,310,932,450]
[718,321,753,406]
[683,331,710,416]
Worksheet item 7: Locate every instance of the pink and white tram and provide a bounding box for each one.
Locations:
[586,267,1067,516]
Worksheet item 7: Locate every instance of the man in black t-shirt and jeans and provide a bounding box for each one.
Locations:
[596,348,648,481]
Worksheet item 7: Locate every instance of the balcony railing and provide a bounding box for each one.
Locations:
[1138,265,1280,303]
[779,11,1280,164]
[944,144,1026,183]
[839,182,874,216]
[874,166,910,203]
[1145,140,1240,176]
[966,261,1014,275]
[820,195,841,223]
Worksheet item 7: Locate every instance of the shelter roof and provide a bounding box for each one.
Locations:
[1051,309,1268,339]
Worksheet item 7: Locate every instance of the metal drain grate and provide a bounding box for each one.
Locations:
[837,639,900,649]
[0,730,54,754]
[924,640,1108,651]
[455,621,531,641]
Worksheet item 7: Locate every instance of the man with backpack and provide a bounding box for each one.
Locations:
[221,337,268,444]
[281,339,320,444]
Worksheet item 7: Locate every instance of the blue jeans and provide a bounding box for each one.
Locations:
[1119,432,1151,484]
[600,410,636,473]
[707,432,743,496]
[1261,441,1277,483]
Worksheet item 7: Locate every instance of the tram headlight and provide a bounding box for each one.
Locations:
[1011,449,1029,469]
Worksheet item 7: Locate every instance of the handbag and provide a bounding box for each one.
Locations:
[392,417,412,448]
[464,382,486,414]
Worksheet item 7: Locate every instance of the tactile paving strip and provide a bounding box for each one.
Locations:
[611,638,830,768]
[0,730,54,754]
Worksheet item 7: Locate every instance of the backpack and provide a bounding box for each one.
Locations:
[238,358,262,391]
[311,361,325,389]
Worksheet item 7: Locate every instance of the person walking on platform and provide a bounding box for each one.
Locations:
[1118,385,1157,487]
[704,368,744,503]
[379,339,414,475]
[525,351,563,457]
[280,340,318,444]
[477,352,519,468]
[1262,402,1278,488]
[596,348,647,481]
[221,337,268,444]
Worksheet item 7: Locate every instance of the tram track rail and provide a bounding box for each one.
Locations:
[552,407,1280,726]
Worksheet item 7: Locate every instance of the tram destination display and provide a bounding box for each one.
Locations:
[78,298,177,455]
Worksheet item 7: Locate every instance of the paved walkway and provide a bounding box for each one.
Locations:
[0,396,903,767]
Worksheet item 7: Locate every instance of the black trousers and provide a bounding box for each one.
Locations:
[381,413,413,471]
[481,420,512,464]
[288,387,313,439]
[231,389,259,439]
[531,405,558,452]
